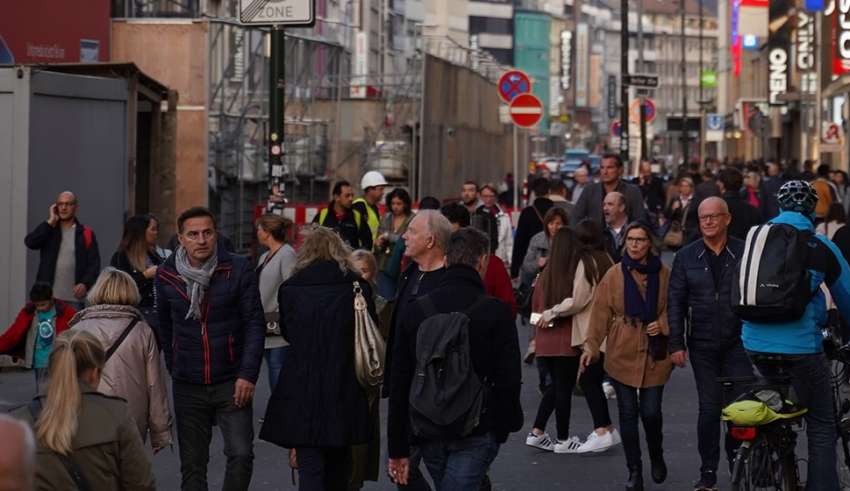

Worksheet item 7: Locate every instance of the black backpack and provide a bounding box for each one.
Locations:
[408,295,489,441]
[731,223,816,323]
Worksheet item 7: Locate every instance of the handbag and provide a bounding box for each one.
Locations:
[663,221,684,248]
[353,281,386,389]
[264,312,281,337]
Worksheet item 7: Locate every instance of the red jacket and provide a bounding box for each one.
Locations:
[484,255,517,317]
[0,300,75,359]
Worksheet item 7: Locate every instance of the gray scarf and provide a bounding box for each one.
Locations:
[175,246,219,320]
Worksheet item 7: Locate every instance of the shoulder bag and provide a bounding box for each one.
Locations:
[353,281,386,389]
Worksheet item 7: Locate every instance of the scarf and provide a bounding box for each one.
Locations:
[175,246,219,320]
[621,253,662,325]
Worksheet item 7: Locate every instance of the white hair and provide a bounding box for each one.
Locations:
[0,414,35,491]
[414,210,453,252]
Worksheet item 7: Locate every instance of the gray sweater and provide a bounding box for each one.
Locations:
[257,244,297,349]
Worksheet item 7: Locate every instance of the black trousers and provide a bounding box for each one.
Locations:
[172,380,254,491]
[533,356,581,440]
[579,353,613,429]
[296,447,351,491]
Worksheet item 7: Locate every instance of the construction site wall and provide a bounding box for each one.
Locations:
[112,19,209,231]
[421,56,512,200]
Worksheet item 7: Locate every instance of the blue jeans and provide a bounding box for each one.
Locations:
[419,433,500,491]
[295,446,350,491]
[690,342,754,473]
[750,352,839,491]
[264,346,288,391]
[172,380,254,491]
[34,368,48,394]
[613,381,665,468]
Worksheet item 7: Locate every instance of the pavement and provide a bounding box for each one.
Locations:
[0,321,721,491]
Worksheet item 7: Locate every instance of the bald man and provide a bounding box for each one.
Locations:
[25,191,101,309]
[667,197,754,490]
[0,414,35,491]
[602,191,628,262]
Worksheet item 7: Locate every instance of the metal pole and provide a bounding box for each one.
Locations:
[620,0,630,165]
[640,96,648,161]
[417,47,427,201]
[513,125,519,210]
[680,0,689,164]
[268,26,286,213]
[698,0,705,164]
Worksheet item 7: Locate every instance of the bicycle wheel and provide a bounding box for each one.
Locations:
[735,436,798,491]
[832,359,850,489]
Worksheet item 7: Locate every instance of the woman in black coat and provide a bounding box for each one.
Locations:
[110,214,168,333]
[260,226,376,491]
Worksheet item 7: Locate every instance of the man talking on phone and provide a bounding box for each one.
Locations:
[25,191,100,310]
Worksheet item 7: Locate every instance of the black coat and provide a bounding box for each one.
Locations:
[387,265,523,458]
[260,261,375,448]
[761,176,787,221]
[722,191,763,240]
[668,237,745,352]
[110,250,165,309]
[510,198,553,277]
[24,219,101,290]
[154,247,266,385]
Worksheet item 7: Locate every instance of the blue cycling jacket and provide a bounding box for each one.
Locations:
[742,211,850,354]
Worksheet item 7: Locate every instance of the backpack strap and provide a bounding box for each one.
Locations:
[464,295,491,317]
[104,317,140,363]
[82,226,93,250]
[416,295,439,318]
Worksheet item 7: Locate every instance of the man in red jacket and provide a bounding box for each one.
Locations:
[0,282,75,392]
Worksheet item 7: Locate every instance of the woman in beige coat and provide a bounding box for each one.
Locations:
[581,222,672,491]
[70,267,173,451]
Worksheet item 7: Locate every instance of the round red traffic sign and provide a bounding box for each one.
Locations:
[629,98,656,123]
[509,93,544,128]
[498,70,532,103]
[611,120,622,137]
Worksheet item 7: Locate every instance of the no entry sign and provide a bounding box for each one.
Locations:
[498,70,532,103]
[509,93,543,128]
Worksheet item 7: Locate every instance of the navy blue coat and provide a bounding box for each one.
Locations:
[259,261,375,448]
[668,237,745,352]
[154,247,265,385]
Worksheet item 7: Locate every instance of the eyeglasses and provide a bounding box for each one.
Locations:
[625,237,649,244]
[698,212,729,223]
[183,230,215,242]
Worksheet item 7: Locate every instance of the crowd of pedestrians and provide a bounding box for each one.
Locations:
[5,157,850,491]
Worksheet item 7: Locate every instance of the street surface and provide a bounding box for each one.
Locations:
[0,324,733,491]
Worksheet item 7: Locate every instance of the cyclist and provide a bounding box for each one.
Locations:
[742,180,850,490]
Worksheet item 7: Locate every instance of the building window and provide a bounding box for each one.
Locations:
[469,16,513,35]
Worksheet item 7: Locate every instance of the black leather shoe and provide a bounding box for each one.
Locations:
[650,456,667,483]
[626,465,644,491]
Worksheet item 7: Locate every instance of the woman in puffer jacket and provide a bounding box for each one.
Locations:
[70,267,173,451]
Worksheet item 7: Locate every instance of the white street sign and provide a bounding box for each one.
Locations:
[239,0,314,25]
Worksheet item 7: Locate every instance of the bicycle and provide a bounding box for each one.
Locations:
[823,326,850,489]
[720,354,807,491]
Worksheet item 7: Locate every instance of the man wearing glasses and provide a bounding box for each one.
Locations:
[25,191,100,310]
[667,197,753,491]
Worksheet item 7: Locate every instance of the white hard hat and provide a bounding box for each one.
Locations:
[361,171,388,190]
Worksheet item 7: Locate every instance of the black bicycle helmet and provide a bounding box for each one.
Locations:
[776,180,819,215]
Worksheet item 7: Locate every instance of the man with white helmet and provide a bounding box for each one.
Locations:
[354,171,389,243]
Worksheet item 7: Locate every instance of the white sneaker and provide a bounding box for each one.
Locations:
[610,428,622,445]
[575,431,615,453]
[526,432,556,451]
[603,381,617,399]
[554,435,583,454]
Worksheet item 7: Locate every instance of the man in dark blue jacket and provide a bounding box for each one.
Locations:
[24,191,100,309]
[388,228,523,489]
[668,197,753,491]
[155,206,265,491]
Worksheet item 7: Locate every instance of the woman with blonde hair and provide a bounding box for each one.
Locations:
[256,214,297,391]
[13,329,155,489]
[70,267,172,451]
[260,226,377,490]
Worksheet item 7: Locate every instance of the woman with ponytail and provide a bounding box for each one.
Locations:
[13,329,155,490]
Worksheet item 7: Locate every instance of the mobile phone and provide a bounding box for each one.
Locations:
[530,312,542,325]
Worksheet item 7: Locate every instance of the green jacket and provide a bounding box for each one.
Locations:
[13,388,155,491]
